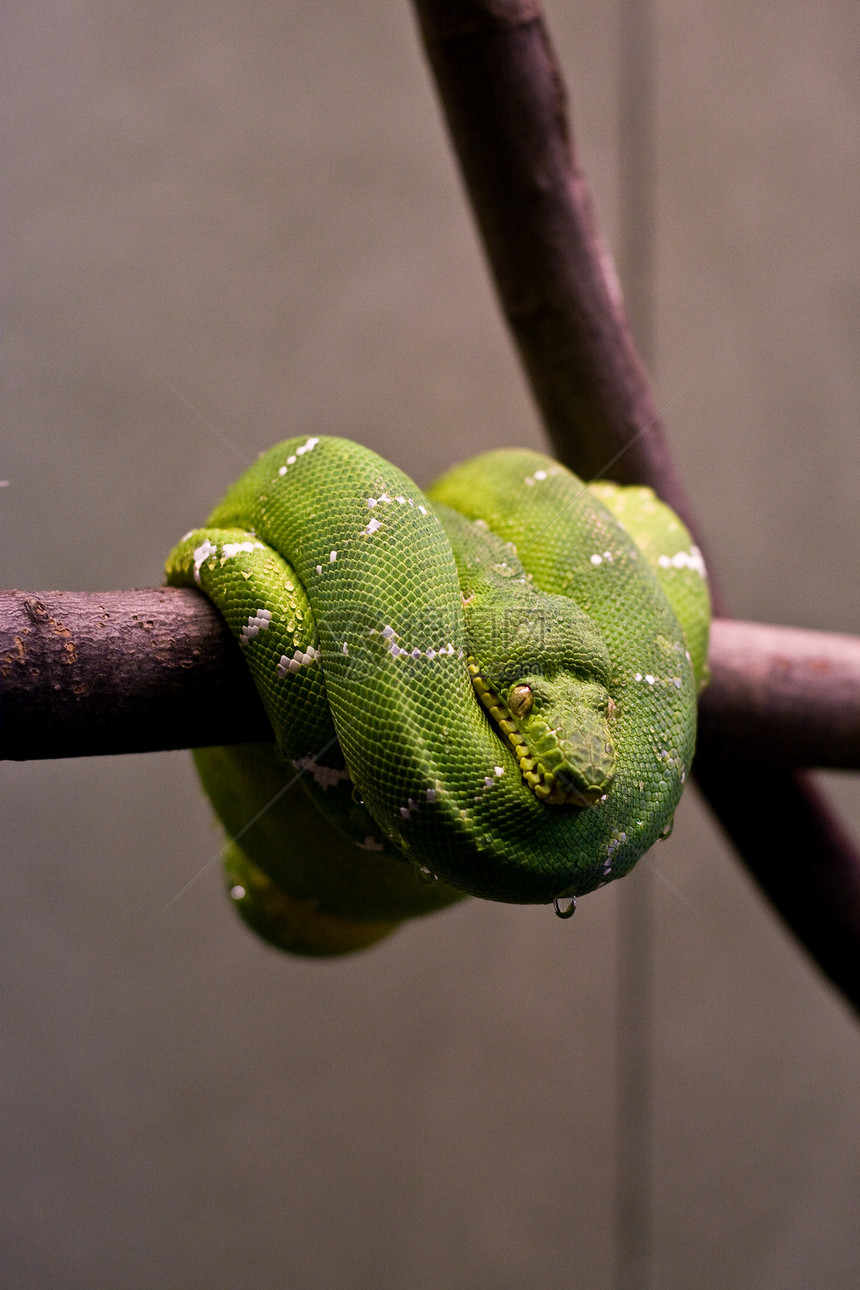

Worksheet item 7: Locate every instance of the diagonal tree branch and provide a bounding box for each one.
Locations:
[412,0,697,524]
[409,0,860,1013]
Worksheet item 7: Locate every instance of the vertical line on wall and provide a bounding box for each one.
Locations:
[616,2,657,1289]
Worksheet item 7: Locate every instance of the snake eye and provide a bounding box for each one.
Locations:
[507,685,534,719]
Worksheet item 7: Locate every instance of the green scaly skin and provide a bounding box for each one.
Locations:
[166,436,710,956]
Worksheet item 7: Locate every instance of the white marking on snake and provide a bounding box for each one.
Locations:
[192,538,218,583]
[603,829,629,876]
[221,541,266,559]
[364,517,383,536]
[277,645,320,674]
[590,553,603,565]
[379,625,463,663]
[356,836,385,852]
[290,756,348,790]
[329,550,337,562]
[658,546,707,577]
[240,608,272,644]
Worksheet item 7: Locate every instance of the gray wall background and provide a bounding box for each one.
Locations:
[2,2,858,1287]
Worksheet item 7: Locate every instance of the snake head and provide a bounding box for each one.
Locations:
[502,674,617,805]
[468,662,617,808]
[464,584,618,808]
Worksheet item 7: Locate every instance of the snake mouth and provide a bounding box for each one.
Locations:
[467,659,607,807]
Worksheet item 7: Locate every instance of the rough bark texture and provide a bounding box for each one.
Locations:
[0,588,270,759]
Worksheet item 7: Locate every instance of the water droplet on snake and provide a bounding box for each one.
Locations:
[553,894,577,919]
[414,863,438,885]
[660,816,674,840]
[351,785,365,806]
[230,885,246,901]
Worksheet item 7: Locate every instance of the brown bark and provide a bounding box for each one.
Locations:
[0,588,270,759]
[698,619,860,768]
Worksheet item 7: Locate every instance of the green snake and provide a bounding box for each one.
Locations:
[166,436,710,955]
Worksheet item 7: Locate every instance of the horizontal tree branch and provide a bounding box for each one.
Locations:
[0,588,270,760]
[698,619,860,768]
[2,587,859,768]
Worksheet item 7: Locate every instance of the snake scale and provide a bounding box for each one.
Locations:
[166,436,710,956]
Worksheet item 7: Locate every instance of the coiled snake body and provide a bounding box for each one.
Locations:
[167,436,709,955]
